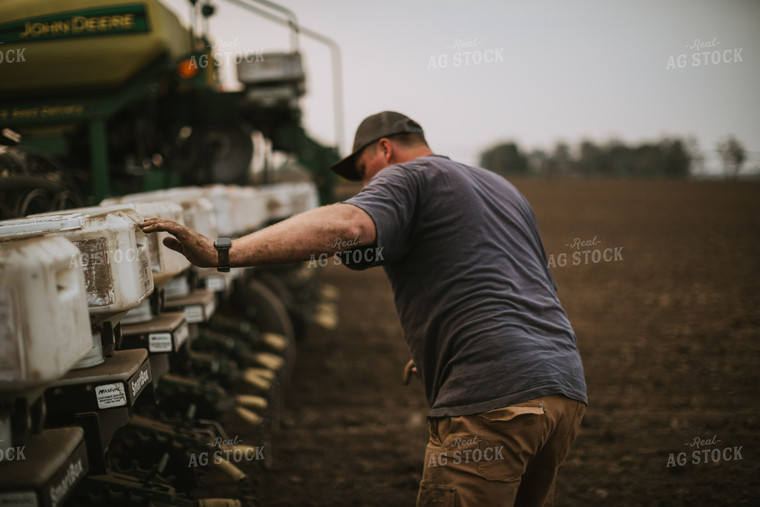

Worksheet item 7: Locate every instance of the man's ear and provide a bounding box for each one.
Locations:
[379,138,393,162]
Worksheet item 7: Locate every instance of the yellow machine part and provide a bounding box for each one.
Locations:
[0,0,192,97]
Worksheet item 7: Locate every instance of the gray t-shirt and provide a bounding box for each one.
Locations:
[343,155,587,417]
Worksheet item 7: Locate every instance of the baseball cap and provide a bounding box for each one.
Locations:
[330,111,425,181]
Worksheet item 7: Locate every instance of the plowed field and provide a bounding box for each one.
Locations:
[259,178,760,506]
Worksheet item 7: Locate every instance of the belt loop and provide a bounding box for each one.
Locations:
[428,417,451,447]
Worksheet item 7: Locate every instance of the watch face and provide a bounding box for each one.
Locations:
[215,238,232,249]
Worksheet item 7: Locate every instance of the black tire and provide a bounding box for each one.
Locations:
[15,187,50,216]
[253,270,310,342]
[238,279,295,344]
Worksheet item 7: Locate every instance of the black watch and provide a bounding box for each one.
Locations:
[214,238,232,272]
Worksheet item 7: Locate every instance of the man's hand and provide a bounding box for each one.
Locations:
[139,218,217,268]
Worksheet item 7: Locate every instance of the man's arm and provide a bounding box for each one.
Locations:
[139,203,376,268]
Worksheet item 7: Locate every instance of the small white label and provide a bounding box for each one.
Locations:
[206,275,226,292]
[0,287,20,380]
[174,321,190,349]
[184,304,204,323]
[143,262,152,291]
[0,490,37,506]
[95,383,127,409]
[149,332,173,353]
[205,298,216,320]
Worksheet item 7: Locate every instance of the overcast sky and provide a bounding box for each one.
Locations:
[164,0,760,174]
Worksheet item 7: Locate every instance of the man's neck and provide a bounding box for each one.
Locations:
[395,147,434,164]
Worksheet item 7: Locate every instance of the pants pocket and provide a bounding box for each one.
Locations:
[477,404,545,425]
[473,437,524,481]
[475,404,546,481]
[417,484,459,507]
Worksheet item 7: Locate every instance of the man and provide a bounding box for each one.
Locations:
[140,111,587,506]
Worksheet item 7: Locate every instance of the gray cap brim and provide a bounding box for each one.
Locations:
[330,150,363,181]
[330,111,424,181]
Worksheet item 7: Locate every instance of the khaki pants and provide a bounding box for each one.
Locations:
[417,394,585,507]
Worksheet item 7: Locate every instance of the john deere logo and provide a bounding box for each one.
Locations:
[0,5,149,44]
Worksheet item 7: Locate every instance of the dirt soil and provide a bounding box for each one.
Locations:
[255,178,760,506]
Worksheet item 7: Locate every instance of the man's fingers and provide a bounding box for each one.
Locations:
[139,218,183,235]
[162,236,183,253]
[403,359,417,385]
[141,220,197,246]
[139,218,213,267]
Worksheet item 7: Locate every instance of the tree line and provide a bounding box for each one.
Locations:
[479,135,747,179]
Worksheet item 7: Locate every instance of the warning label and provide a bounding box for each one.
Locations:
[95,382,126,409]
[149,332,173,353]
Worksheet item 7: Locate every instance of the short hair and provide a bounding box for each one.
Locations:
[363,133,428,155]
[387,132,428,148]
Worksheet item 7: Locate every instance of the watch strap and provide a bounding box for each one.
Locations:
[214,238,232,272]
